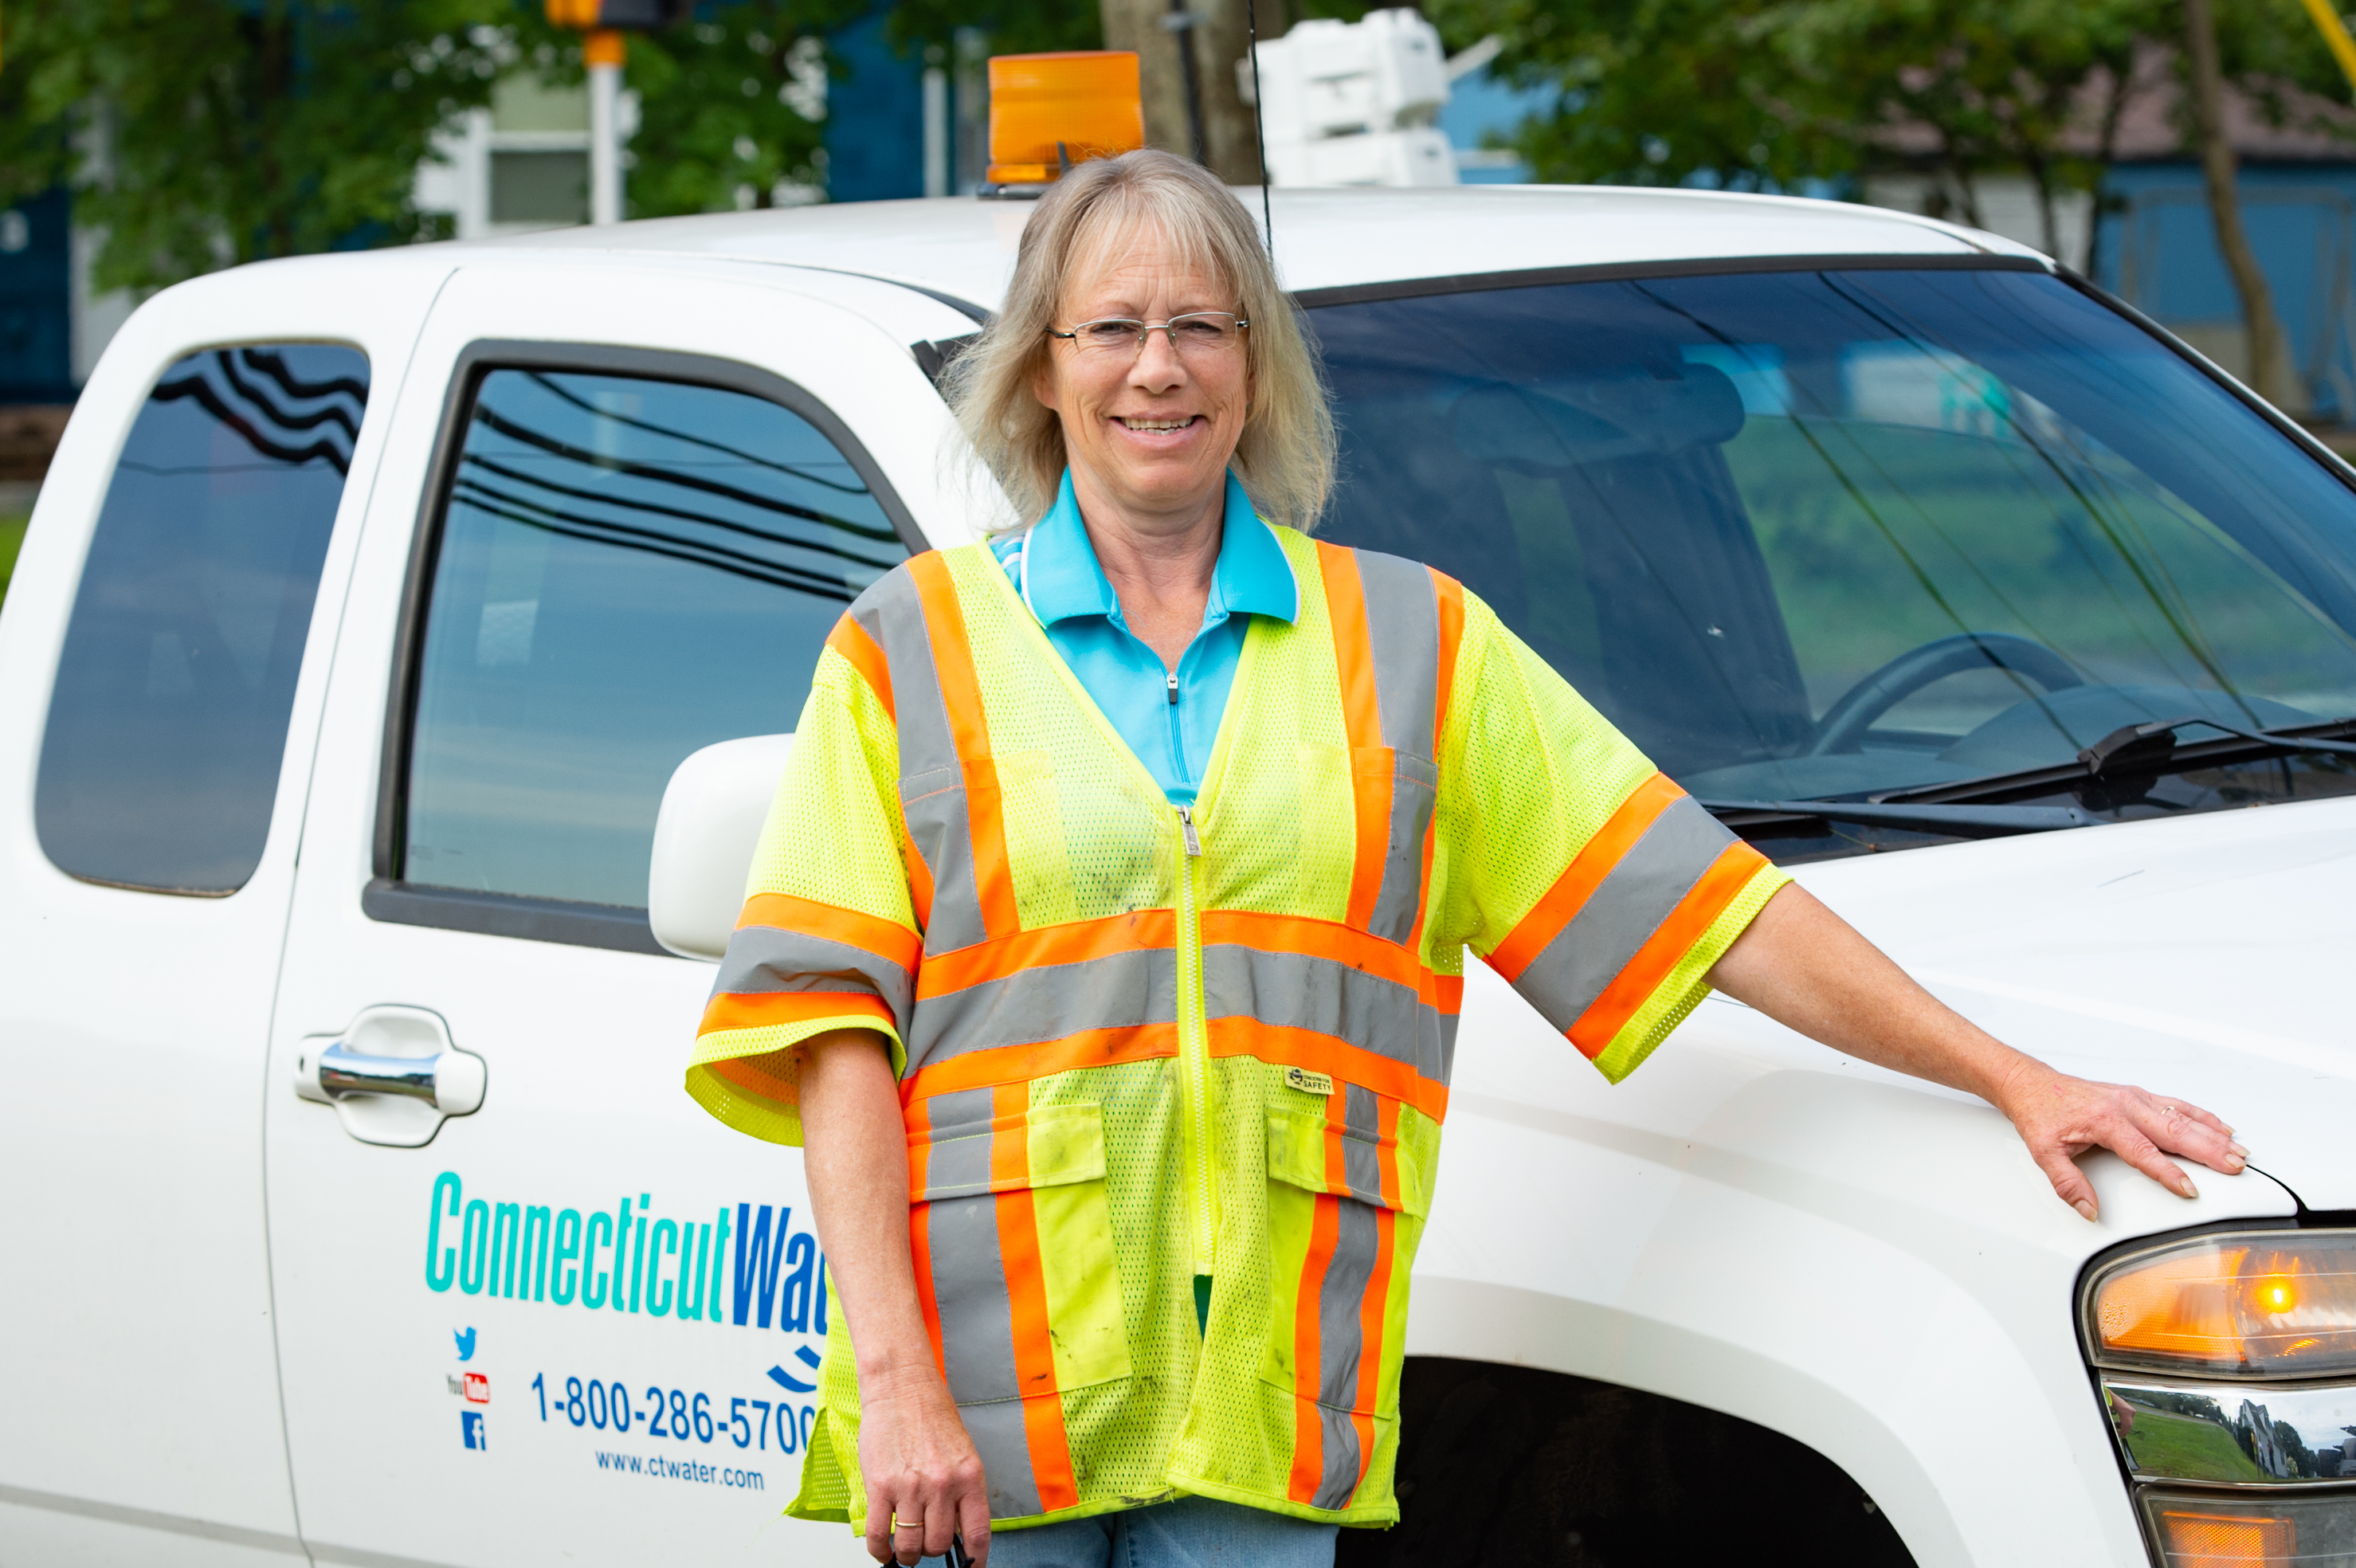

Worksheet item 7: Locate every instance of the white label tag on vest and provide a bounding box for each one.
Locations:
[1284,1066,1335,1097]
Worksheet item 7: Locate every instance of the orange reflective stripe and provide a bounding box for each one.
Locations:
[1487,772,1685,982]
[735,892,920,974]
[906,550,1021,943]
[908,1133,946,1376]
[917,909,1180,999]
[1318,543,1391,931]
[1198,909,1431,997]
[1288,1191,1342,1504]
[900,1024,1181,1108]
[992,1080,1081,1511]
[1209,1019,1449,1123]
[697,990,893,1035]
[1568,841,1772,1060]
[826,613,894,721]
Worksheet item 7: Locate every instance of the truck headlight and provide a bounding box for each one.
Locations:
[2084,1229,2356,1568]
[2088,1231,2356,1378]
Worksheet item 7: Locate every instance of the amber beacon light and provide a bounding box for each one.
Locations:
[985,53,1145,192]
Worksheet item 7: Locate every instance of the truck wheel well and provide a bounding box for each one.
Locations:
[1336,1356,1919,1568]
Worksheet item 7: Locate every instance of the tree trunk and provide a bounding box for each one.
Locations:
[2183,0,2301,410]
[1101,0,1268,185]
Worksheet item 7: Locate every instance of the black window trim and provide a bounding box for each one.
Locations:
[1291,249,2356,504]
[367,339,927,956]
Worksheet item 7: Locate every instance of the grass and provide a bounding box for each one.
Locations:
[2119,1406,2270,1483]
[0,512,25,606]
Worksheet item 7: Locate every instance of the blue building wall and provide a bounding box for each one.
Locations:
[824,11,927,202]
[2092,163,2356,418]
[0,189,75,405]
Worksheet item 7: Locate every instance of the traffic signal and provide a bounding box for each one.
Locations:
[545,0,686,27]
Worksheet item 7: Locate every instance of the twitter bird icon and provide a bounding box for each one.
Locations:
[454,1327,477,1362]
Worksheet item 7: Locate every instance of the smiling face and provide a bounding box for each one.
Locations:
[1032,221,1250,531]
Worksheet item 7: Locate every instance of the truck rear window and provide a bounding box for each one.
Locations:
[36,345,367,893]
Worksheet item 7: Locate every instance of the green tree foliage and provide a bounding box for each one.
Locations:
[504,2,868,217]
[1429,0,2355,249]
[0,1,511,292]
[884,0,1100,57]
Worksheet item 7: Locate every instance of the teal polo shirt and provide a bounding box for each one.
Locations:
[992,468,1299,806]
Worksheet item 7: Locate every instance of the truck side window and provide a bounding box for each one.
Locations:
[36,346,369,894]
[398,367,908,915]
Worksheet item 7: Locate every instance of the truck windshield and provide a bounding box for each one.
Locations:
[1309,265,2356,857]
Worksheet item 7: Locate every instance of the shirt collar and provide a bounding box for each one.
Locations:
[1021,468,1299,629]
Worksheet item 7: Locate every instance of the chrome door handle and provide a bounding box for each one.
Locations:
[310,1043,486,1114]
[293,1005,485,1147]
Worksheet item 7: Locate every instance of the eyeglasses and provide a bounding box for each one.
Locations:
[1048,312,1249,359]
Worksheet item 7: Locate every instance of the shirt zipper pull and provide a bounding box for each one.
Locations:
[1166,670,1179,705]
[1176,804,1201,858]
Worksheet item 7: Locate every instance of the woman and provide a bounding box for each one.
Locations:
[686,150,2244,1568]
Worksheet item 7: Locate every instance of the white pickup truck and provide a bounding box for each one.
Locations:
[6,185,2356,1568]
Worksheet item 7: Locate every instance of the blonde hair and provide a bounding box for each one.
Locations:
[944,148,1335,533]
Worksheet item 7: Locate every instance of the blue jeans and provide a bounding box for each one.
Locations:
[926,1495,1339,1568]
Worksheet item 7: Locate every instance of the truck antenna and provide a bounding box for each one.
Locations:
[1245,0,1273,253]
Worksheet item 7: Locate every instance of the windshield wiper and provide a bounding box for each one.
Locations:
[1778,715,2356,822]
[2075,715,2356,771]
[1699,798,2098,835]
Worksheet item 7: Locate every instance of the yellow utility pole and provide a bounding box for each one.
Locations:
[2299,0,2356,99]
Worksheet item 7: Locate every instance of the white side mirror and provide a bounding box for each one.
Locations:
[649,734,795,962]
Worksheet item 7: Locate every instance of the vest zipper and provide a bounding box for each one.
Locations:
[1174,803,1213,1280]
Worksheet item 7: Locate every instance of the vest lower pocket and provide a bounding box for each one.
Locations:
[910,1096,1132,1400]
[1258,1086,1429,1421]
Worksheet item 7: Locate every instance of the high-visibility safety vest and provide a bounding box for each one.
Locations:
[687,527,1790,1532]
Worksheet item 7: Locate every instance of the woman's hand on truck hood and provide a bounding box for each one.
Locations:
[1708,883,2248,1221]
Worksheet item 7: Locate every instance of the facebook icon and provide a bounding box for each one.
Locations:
[461,1410,487,1451]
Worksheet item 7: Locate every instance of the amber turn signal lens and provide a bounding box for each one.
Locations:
[2158,1507,2296,1567]
[986,52,1145,186]
[2090,1232,2356,1376]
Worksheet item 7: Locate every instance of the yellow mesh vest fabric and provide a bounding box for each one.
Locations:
[684,645,915,1146]
[692,530,1788,1535]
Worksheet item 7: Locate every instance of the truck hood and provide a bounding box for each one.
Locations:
[1794,794,2356,1213]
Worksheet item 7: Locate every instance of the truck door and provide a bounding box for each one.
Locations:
[0,261,442,1561]
[262,262,965,1568]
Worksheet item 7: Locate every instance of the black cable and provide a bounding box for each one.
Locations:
[1245,0,1272,253]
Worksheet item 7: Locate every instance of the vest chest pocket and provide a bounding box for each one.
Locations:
[1260,1080,1431,1421]
[908,1096,1131,1401]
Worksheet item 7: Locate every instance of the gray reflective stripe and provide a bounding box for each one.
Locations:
[961,1397,1045,1520]
[902,770,989,957]
[1511,794,1740,1031]
[1311,1198,1380,1507]
[1354,550,1440,759]
[1202,944,1451,1088]
[1341,1084,1381,1206]
[1312,1400,1361,1512]
[919,1087,1045,1520]
[925,1088,1013,1401]
[1352,550,1442,945]
[709,925,912,1032]
[858,566,956,778]
[908,947,1176,1072]
[920,1086,998,1201]
[854,564,990,958]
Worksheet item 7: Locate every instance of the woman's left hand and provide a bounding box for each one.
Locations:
[1986,1062,2248,1222]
